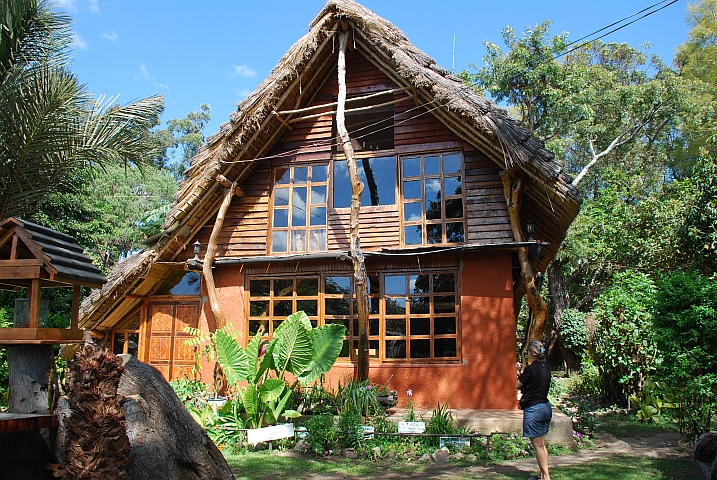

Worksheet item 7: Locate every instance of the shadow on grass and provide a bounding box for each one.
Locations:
[227,452,695,480]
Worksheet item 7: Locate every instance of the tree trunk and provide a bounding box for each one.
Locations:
[500,170,548,345]
[117,357,234,480]
[337,30,370,381]
[546,260,581,374]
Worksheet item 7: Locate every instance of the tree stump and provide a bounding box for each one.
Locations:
[694,432,717,480]
[117,357,235,480]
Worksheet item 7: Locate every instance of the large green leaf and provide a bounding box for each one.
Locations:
[273,310,312,339]
[258,378,286,403]
[246,333,263,376]
[298,324,346,384]
[273,317,313,377]
[214,329,250,385]
[255,340,276,382]
[242,384,258,416]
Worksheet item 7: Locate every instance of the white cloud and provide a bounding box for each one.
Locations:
[56,0,78,12]
[72,33,88,50]
[101,31,118,43]
[236,88,251,98]
[231,65,257,77]
[135,64,150,80]
[154,83,170,91]
[87,0,100,13]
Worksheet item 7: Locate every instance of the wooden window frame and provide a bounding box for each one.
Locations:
[331,151,398,211]
[269,164,329,254]
[112,307,141,356]
[400,151,466,246]
[245,269,460,364]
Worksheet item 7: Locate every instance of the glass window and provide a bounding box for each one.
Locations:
[401,152,466,245]
[333,156,396,208]
[271,165,328,254]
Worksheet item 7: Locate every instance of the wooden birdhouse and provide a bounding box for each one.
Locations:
[0,217,107,345]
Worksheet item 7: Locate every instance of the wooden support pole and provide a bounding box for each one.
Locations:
[337,31,370,382]
[28,279,40,329]
[203,179,238,330]
[500,170,548,350]
[70,284,80,330]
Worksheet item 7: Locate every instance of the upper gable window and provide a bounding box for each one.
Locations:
[333,156,396,208]
[271,164,328,254]
[345,97,394,151]
[401,152,465,245]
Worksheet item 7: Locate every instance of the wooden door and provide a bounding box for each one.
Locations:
[146,302,199,381]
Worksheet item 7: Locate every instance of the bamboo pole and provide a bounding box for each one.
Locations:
[337,31,370,381]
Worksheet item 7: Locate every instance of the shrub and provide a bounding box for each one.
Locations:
[305,412,338,455]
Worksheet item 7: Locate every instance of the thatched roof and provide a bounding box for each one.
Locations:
[79,0,581,331]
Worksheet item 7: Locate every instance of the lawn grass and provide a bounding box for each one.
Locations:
[226,451,695,480]
[596,412,678,438]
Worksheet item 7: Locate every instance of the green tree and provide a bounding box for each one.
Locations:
[654,271,717,440]
[0,0,164,220]
[155,104,211,179]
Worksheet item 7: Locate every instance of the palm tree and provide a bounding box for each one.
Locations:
[0,0,164,219]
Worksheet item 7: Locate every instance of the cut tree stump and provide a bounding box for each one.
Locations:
[117,357,235,480]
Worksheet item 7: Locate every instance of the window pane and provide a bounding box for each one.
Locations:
[369,319,379,336]
[361,156,396,206]
[434,338,457,357]
[445,176,462,195]
[273,320,284,333]
[443,154,461,174]
[250,280,270,297]
[326,298,350,315]
[127,333,139,357]
[434,317,456,334]
[410,297,429,314]
[410,275,430,294]
[385,339,406,358]
[274,187,290,206]
[425,198,441,220]
[113,334,125,355]
[297,278,319,295]
[274,279,293,296]
[272,231,287,252]
[275,167,291,185]
[403,180,421,199]
[326,276,351,294]
[294,166,308,183]
[333,161,351,208]
[368,275,380,295]
[273,209,288,227]
[386,319,405,336]
[291,231,306,252]
[309,229,326,251]
[309,207,326,226]
[384,275,406,295]
[404,225,422,245]
[403,157,420,177]
[312,165,328,182]
[297,300,318,316]
[424,156,440,175]
[385,297,406,315]
[274,300,293,317]
[249,320,268,336]
[403,201,423,222]
[433,274,455,292]
[446,222,464,243]
[311,186,326,205]
[292,187,307,226]
[339,339,350,357]
[326,318,350,332]
[434,295,455,313]
[427,224,442,244]
[410,318,430,335]
[445,199,463,219]
[425,178,441,200]
[369,298,380,314]
[249,301,269,317]
[370,340,379,358]
[410,339,431,358]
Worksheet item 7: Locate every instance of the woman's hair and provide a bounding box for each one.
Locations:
[527,340,546,361]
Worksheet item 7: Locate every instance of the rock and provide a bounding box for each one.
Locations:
[451,452,464,460]
[418,453,431,462]
[432,447,450,465]
[294,440,311,452]
[466,454,477,462]
[343,448,358,459]
[372,446,382,457]
[386,451,396,459]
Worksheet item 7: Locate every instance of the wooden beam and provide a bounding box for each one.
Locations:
[271,111,294,131]
[29,279,40,329]
[277,87,412,116]
[287,95,411,124]
[215,174,245,196]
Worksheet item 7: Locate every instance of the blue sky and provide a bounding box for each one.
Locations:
[60,0,690,138]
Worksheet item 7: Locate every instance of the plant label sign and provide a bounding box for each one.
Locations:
[440,436,471,448]
[247,423,295,444]
[360,425,375,439]
[398,421,425,434]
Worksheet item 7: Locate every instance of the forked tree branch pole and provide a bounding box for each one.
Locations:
[337,31,370,381]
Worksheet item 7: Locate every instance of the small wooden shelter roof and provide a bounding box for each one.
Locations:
[0,217,106,289]
[79,0,582,331]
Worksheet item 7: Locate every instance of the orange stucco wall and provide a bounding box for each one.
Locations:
[193,253,517,409]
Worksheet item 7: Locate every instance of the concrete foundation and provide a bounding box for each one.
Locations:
[387,407,576,448]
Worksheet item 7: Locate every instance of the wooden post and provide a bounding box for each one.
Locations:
[500,170,548,346]
[70,285,80,330]
[28,279,40,329]
[337,31,370,381]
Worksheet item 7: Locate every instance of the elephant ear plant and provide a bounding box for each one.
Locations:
[214,311,346,428]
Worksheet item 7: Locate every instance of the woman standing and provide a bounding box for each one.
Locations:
[516,340,552,480]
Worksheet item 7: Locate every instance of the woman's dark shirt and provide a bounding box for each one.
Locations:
[518,361,551,410]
